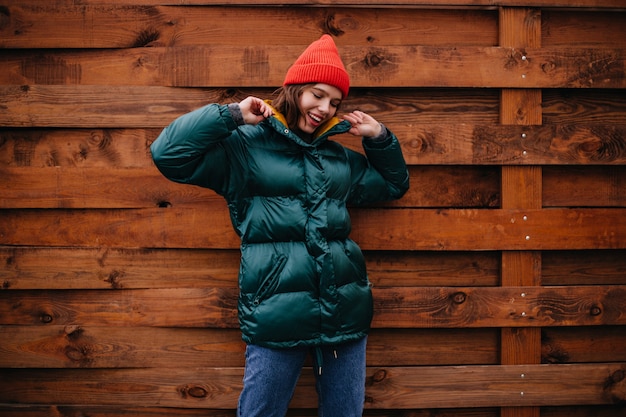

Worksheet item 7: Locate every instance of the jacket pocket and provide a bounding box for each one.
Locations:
[252,254,287,306]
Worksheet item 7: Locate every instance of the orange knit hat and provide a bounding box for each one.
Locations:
[283,34,350,98]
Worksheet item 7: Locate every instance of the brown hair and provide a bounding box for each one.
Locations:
[272,84,308,130]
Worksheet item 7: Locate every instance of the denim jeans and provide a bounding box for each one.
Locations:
[237,336,367,417]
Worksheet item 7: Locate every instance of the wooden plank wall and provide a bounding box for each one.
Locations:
[1,1,625,416]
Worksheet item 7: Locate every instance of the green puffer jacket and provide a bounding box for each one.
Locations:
[150,103,409,348]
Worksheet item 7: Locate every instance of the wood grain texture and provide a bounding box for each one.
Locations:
[3,123,626,166]
[1,2,625,416]
[0,326,499,368]
[0,247,501,290]
[0,363,624,408]
[2,46,624,88]
[1,207,626,250]
[1,286,624,328]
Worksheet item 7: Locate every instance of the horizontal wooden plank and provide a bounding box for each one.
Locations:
[0,405,620,417]
[0,287,240,328]
[0,128,160,168]
[0,326,498,368]
[3,123,626,166]
[0,167,221,209]
[1,208,626,250]
[7,404,612,417]
[0,0,624,48]
[542,249,626,286]
[544,166,626,207]
[0,247,501,290]
[541,89,626,124]
[0,206,242,249]
[0,247,241,290]
[1,286,624,328]
[542,326,626,364]
[350,208,626,250]
[7,323,626,370]
[0,405,504,417]
[0,86,500,128]
[542,10,626,48]
[1,46,624,88]
[0,326,245,368]
[0,363,623,408]
[0,6,498,49]
[373,286,626,328]
[0,406,617,417]
[0,166,500,209]
[363,363,626,408]
[469,124,626,165]
[0,85,216,128]
[543,89,626,125]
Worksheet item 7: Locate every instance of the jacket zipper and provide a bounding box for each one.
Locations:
[253,254,287,306]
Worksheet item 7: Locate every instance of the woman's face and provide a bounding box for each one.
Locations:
[297,83,343,134]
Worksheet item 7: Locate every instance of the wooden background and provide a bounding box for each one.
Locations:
[1,1,625,416]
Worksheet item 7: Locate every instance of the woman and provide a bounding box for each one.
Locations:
[151,34,409,417]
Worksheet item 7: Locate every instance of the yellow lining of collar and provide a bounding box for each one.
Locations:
[314,116,342,138]
[264,100,288,127]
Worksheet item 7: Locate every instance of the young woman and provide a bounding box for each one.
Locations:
[150,34,409,417]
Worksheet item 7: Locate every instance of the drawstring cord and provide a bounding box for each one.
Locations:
[315,347,323,375]
[314,347,338,375]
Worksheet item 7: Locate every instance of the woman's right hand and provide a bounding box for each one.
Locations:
[239,96,273,125]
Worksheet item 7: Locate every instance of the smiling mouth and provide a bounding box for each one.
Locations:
[308,112,323,124]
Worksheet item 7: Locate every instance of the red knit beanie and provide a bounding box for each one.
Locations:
[283,34,350,98]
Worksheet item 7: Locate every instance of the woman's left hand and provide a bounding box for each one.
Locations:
[342,111,382,138]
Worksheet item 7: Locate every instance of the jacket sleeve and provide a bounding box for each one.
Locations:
[150,104,239,194]
[347,126,410,206]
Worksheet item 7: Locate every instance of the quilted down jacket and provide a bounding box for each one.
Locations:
[150,103,409,348]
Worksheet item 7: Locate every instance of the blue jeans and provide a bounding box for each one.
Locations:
[237,337,367,417]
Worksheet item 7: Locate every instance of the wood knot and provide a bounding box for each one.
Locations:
[222,88,238,100]
[603,368,626,404]
[40,313,53,324]
[179,384,208,399]
[452,292,467,304]
[372,369,387,383]
[589,305,602,316]
[410,138,425,152]
[541,61,557,74]
[64,325,83,339]
[105,270,125,289]
[322,14,345,36]
[64,346,89,363]
[364,52,384,67]
[88,130,113,150]
[132,28,161,48]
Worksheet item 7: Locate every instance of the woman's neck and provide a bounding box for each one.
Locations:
[292,128,314,143]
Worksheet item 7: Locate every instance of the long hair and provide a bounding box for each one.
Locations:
[272,84,308,130]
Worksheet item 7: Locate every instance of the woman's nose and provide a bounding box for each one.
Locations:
[318,99,330,113]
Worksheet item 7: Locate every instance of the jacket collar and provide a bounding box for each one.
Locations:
[264,100,351,146]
